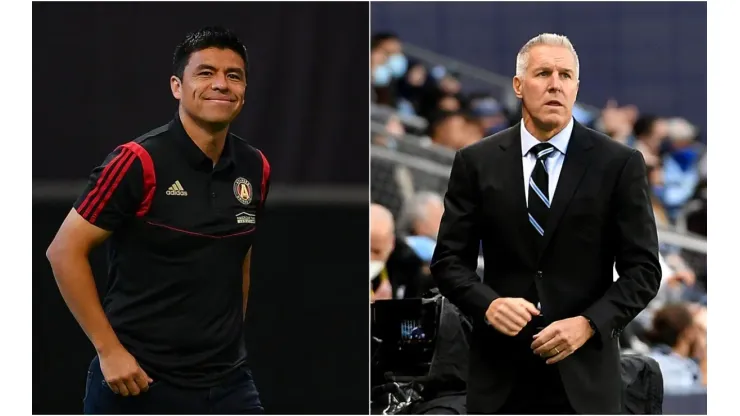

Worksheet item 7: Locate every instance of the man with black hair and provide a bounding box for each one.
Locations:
[633,115,669,162]
[371,32,407,79]
[46,26,269,414]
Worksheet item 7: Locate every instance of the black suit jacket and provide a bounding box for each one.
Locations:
[430,121,661,414]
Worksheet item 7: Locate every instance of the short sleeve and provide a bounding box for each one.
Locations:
[73,145,144,231]
[258,150,271,208]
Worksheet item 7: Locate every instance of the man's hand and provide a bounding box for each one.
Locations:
[485,298,540,336]
[531,316,594,364]
[99,344,153,396]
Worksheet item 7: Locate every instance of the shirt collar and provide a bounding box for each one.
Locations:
[170,111,235,171]
[520,117,575,157]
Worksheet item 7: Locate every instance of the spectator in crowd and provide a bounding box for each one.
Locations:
[428,111,480,150]
[396,61,431,117]
[633,115,669,167]
[400,192,444,265]
[372,32,407,81]
[645,304,707,393]
[371,203,395,301]
[437,94,462,112]
[371,35,395,107]
[371,203,433,300]
[661,117,702,221]
[646,161,670,228]
[596,100,640,145]
[469,96,510,136]
[403,191,445,241]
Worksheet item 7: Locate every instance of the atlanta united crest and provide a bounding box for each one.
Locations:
[233,177,253,205]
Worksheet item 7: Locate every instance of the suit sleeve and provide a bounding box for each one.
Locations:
[431,150,499,320]
[582,150,661,341]
[73,145,145,231]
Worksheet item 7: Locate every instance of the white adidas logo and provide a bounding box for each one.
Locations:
[166,180,188,196]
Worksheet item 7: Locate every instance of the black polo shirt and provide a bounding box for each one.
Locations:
[73,113,271,388]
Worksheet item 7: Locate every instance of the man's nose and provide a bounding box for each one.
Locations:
[211,73,228,90]
[547,74,563,92]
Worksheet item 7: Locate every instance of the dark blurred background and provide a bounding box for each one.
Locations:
[33,2,369,414]
[370,2,706,414]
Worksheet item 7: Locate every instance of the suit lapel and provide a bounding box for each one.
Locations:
[536,122,594,262]
[499,124,538,267]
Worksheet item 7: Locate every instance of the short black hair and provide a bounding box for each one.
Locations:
[371,32,399,51]
[427,110,465,137]
[172,26,249,80]
[633,115,658,138]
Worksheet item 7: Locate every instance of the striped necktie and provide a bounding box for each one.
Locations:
[528,143,556,236]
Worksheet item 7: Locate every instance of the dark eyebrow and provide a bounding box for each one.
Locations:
[194,64,245,77]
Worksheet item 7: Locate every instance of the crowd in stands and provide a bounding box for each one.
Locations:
[370,32,708,394]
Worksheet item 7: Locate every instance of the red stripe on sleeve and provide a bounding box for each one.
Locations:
[122,142,156,217]
[77,146,128,216]
[257,150,270,208]
[89,153,137,223]
[81,149,135,220]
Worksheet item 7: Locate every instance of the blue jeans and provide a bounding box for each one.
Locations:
[83,356,263,414]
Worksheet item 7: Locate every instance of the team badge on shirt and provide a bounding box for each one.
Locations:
[233,177,253,205]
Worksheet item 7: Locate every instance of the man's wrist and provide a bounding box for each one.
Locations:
[580,315,597,337]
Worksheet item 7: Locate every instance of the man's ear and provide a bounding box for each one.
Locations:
[513,76,523,99]
[170,76,182,100]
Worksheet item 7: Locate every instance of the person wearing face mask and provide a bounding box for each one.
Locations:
[371,204,396,301]
[373,32,408,79]
[371,35,397,107]
[431,33,660,414]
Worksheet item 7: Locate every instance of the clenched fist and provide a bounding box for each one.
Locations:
[485,298,540,336]
[99,344,153,396]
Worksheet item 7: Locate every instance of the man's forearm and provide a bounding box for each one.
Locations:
[47,250,121,354]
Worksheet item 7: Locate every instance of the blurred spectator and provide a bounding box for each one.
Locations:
[598,100,641,145]
[371,203,395,301]
[371,203,432,300]
[396,61,432,117]
[371,34,395,107]
[646,162,670,228]
[661,118,702,220]
[428,111,480,150]
[384,115,406,138]
[372,32,407,80]
[437,94,462,112]
[645,304,707,393]
[469,96,509,136]
[436,69,462,96]
[633,115,669,167]
[402,191,444,240]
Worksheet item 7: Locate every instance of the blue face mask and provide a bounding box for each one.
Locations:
[386,53,408,78]
[373,65,391,87]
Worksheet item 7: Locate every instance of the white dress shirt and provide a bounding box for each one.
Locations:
[520,117,575,207]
